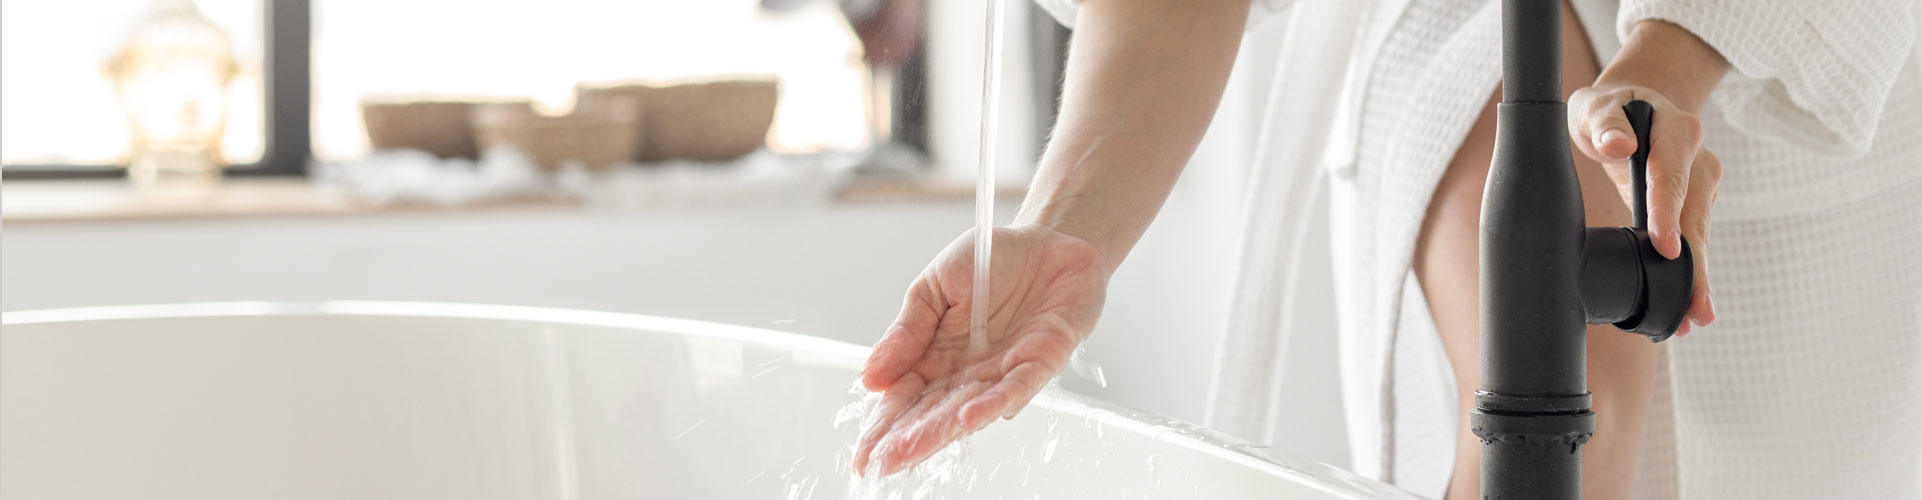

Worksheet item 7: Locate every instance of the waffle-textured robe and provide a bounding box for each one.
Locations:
[1034,0,1922,498]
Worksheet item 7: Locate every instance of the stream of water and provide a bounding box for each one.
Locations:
[969,0,1009,356]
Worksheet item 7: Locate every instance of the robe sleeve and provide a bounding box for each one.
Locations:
[1619,0,1920,157]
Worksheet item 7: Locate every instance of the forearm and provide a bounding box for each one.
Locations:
[1595,20,1730,112]
[1012,0,1251,272]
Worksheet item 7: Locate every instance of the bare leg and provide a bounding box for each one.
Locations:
[1416,3,1657,499]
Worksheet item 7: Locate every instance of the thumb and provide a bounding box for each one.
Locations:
[862,278,944,391]
[1590,104,1638,161]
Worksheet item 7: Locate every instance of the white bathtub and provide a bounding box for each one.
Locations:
[1,302,1415,499]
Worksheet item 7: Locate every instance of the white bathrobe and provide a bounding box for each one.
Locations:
[1035,0,1922,498]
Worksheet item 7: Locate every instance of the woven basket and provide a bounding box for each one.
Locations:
[468,97,642,170]
[361,100,481,159]
[580,79,778,162]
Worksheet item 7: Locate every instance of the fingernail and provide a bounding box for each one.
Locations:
[1601,128,1630,145]
[1600,129,1632,155]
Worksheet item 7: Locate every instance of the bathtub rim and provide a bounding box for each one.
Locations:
[2,301,1416,500]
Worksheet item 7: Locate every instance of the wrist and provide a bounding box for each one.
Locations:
[1595,20,1730,112]
[1012,198,1123,273]
[1011,136,1171,274]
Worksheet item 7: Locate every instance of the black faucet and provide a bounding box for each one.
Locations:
[1473,0,1694,498]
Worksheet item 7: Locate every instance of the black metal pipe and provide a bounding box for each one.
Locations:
[1501,0,1561,103]
[263,0,311,176]
[1479,100,1589,399]
[1477,1,1592,498]
[1475,98,1594,499]
[1477,1,1693,498]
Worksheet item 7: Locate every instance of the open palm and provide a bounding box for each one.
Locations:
[852,224,1109,476]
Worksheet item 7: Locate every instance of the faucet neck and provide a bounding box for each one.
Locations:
[1502,0,1562,104]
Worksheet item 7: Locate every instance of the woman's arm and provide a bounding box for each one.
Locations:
[1612,0,1916,155]
[852,0,1254,475]
[1015,0,1253,271]
[1596,20,1730,111]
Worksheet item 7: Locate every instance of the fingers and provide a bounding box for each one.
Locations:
[1570,85,1721,335]
[857,355,1064,476]
[969,360,1059,424]
[1645,110,1704,260]
[1569,89,1703,258]
[1679,149,1720,333]
[852,373,925,475]
[861,278,946,391]
[868,379,990,475]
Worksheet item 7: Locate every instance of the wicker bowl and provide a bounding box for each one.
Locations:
[468,98,642,170]
[580,78,778,162]
[360,100,483,159]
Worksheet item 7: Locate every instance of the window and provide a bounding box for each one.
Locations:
[1,0,307,179]
[3,0,1066,183]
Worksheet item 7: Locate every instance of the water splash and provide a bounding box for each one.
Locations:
[1040,413,1061,464]
[783,475,821,500]
[671,420,705,441]
[835,383,984,500]
[1066,347,1108,388]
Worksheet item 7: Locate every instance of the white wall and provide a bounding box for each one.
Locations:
[1,16,1350,471]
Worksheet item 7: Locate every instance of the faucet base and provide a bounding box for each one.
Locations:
[1471,402,1595,500]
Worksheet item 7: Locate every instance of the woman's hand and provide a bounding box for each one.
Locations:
[853,224,1109,476]
[1568,86,1718,335]
[1568,17,1736,337]
[847,0,1245,475]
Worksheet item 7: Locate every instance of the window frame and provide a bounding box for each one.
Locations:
[1,0,310,181]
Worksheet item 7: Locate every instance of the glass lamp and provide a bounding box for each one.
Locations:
[105,0,237,192]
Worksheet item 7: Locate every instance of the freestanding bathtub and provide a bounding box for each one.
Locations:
[1,302,1416,499]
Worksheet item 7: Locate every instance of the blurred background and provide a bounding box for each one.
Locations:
[1,0,1347,469]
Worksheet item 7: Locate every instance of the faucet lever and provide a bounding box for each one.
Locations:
[1579,100,1693,342]
[1625,99,1655,229]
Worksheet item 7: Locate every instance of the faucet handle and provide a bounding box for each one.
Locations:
[1623,100,1655,229]
[1578,100,1692,342]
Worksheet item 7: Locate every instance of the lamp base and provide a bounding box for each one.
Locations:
[128,150,221,194]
